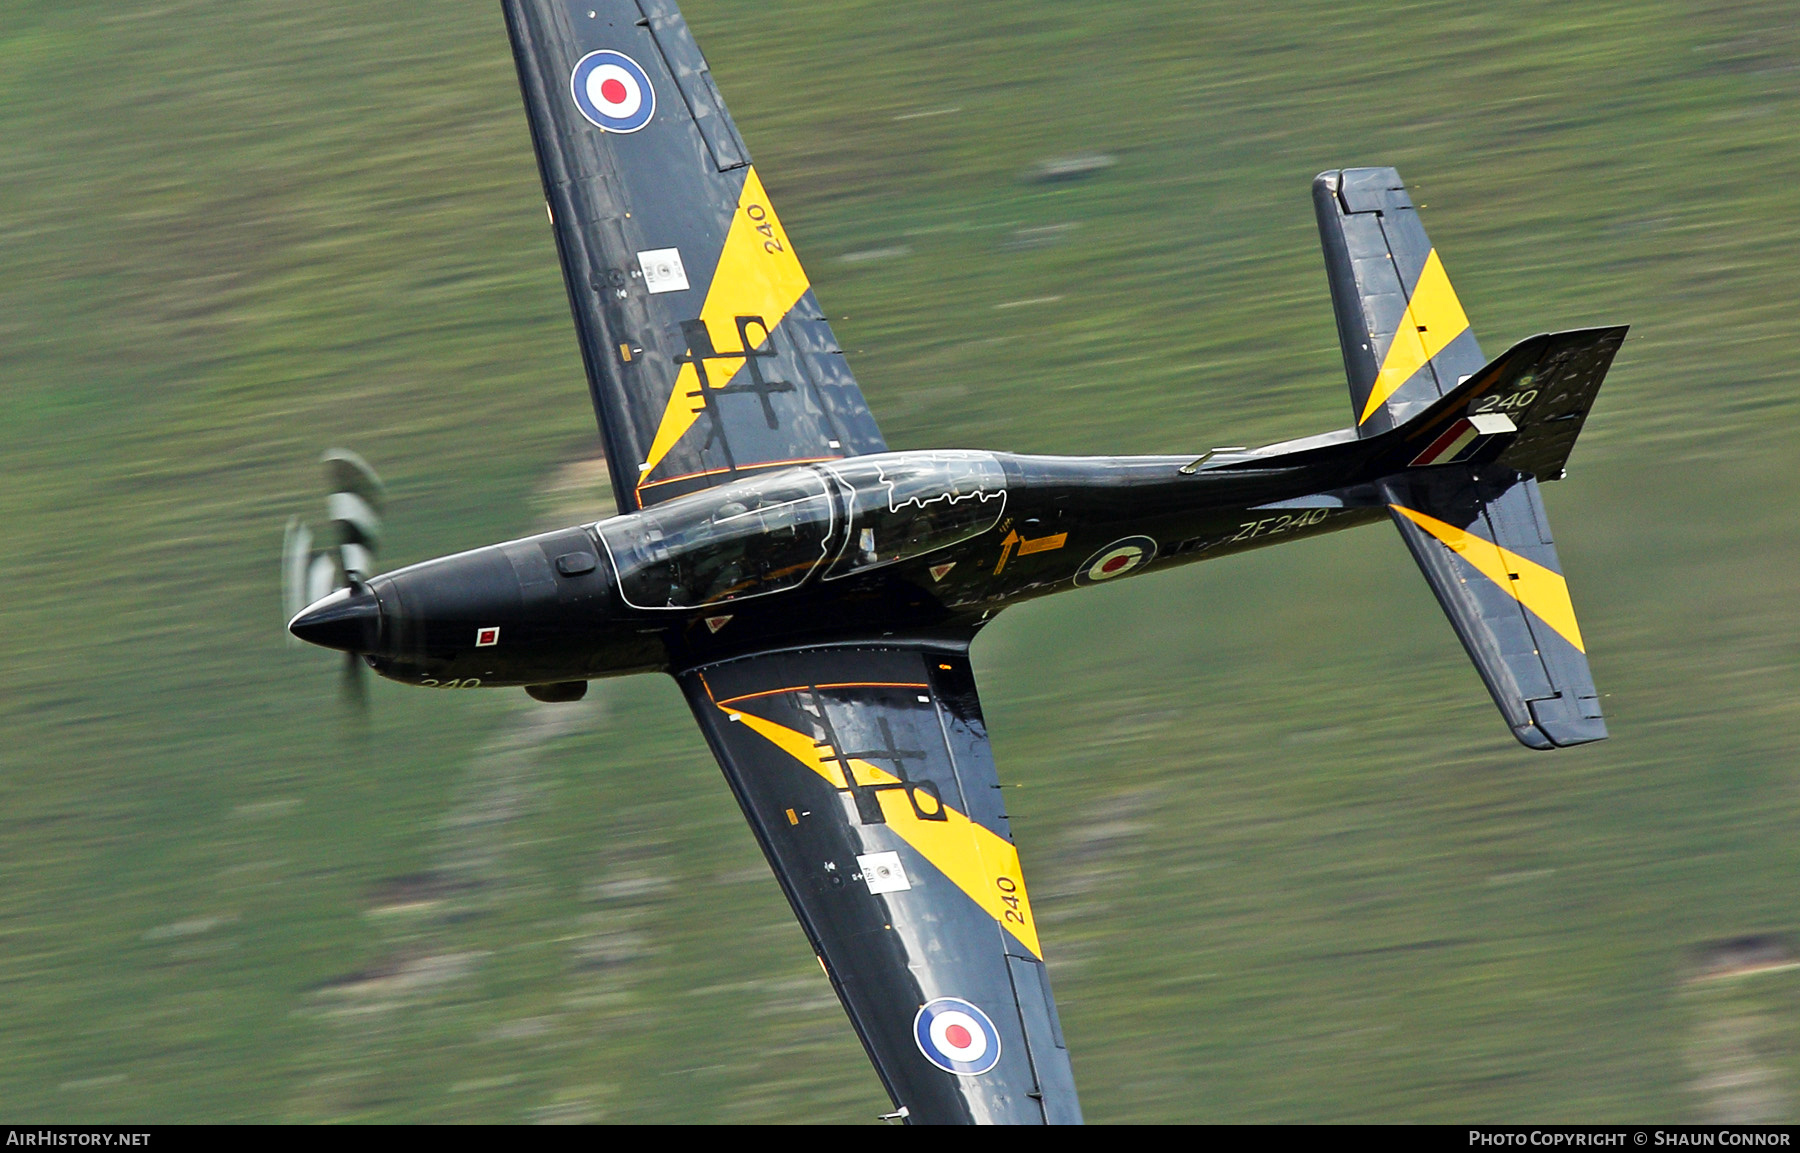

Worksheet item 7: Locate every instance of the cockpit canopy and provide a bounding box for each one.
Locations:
[595,452,1007,611]
[599,470,836,610]
[823,452,1006,578]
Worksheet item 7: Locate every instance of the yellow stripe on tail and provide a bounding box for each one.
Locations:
[1360,249,1473,425]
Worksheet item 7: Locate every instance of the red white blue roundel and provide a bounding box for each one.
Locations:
[914,998,1002,1076]
[571,50,656,133]
[1075,535,1158,586]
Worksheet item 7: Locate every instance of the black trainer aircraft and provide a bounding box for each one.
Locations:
[287,0,1624,1124]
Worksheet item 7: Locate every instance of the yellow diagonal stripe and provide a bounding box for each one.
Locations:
[1391,504,1586,653]
[637,167,814,498]
[726,707,1044,959]
[1359,248,1473,425]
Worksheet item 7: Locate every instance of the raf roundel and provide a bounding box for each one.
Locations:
[570,50,656,133]
[913,997,1002,1076]
[1074,535,1159,586]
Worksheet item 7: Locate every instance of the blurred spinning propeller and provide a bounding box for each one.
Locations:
[282,449,386,706]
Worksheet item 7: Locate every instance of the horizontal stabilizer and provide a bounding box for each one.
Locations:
[1316,167,1488,436]
[1379,469,1604,750]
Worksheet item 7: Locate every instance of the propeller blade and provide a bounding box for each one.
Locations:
[322,449,385,512]
[305,553,338,607]
[342,650,369,711]
[281,517,314,638]
[328,491,383,553]
[322,449,385,578]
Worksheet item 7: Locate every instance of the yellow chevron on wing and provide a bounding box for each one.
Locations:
[724,706,1045,959]
[637,167,814,499]
[1359,248,1473,425]
[1391,504,1586,652]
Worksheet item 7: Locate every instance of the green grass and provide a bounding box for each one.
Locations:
[1,0,1797,1123]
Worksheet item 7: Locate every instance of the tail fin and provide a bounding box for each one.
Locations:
[1315,167,1486,435]
[1249,169,1622,748]
[1371,327,1627,482]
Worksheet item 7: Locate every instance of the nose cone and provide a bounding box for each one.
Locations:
[288,586,382,653]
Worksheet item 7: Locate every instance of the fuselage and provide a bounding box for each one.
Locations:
[302,442,1389,692]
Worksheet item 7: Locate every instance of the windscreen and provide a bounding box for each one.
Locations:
[599,470,836,609]
[824,452,1007,579]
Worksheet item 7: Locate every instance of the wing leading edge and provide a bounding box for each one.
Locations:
[504,0,886,512]
[679,646,1081,1125]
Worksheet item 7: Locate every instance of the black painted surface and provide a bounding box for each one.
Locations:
[1381,470,1607,750]
[1314,166,1491,435]
[309,310,1623,1131]
[347,326,1622,713]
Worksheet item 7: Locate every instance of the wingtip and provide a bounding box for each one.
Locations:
[1512,724,1557,751]
[1512,719,1609,751]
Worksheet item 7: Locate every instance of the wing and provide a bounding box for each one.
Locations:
[503,0,886,512]
[679,646,1082,1125]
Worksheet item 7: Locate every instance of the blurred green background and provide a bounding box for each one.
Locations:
[2,0,1796,1123]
